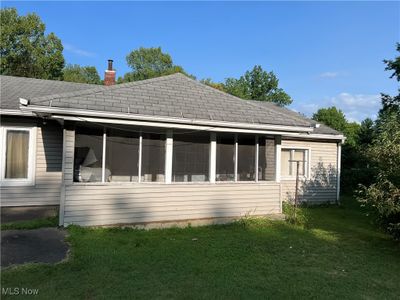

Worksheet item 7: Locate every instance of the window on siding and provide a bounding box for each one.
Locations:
[106,129,139,182]
[216,134,235,181]
[172,132,209,182]
[1,127,35,186]
[74,126,104,182]
[5,130,29,179]
[237,136,256,181]
[258,138,275,181]
[281,148,308,177]
[141,132,165,182]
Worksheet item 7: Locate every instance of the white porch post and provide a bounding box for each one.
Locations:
[209,132,216,183]
[255,136,259,182]
[275,136,281,183]
[101,130,106,183]
[60,125,75,226]
[336,142,342,204]
[234,134,238,182]
[165,129,173,184]
[138,133,143,183]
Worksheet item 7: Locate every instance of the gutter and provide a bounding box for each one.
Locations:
[21,104,314,133]
[0,109,34,116]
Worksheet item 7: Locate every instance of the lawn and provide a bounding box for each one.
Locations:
[1,196,399,299]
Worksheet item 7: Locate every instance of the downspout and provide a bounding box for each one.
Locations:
[336,142,342,205]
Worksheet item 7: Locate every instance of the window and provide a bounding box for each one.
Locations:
[1,127,36,186]
[216,134,235,181]
[74,126,104,182]
[237,136,256,181]
[281,148,309,178]
[172,132,209,182]
[258,138,275,181]
[106,129,139,182]
[141,132,165,182]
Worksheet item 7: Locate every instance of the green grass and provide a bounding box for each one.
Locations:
[1,196,399,299]
[1,216,58,230]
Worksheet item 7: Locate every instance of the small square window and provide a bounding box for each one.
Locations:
[281,148,309,178]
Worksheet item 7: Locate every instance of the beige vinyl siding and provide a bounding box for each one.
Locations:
[0,117,62,206]
[63,183,281,226]
[280,139,338,203]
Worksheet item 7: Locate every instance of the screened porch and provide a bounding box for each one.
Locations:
[71,123,278,185]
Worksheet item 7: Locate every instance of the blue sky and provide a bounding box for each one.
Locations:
[3,1,399,122]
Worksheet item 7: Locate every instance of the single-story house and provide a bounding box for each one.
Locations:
[0,62,344,227]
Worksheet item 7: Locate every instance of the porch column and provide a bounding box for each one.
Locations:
[60,123,75,226]
[209,132,216,183]
[336,142,342,204]
[275,136,282,183]
[165,129,173,184]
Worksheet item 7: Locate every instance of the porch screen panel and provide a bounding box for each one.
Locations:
[74,126,104,182]
[258,138,275,181]
[141,132,165,182]
[5,130,29,178]
[237,136,256,181]
[172,132,209,182]
[216,134,235,181]
[106,129,139,182]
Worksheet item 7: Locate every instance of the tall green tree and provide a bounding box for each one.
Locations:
[0,8,64,79]
[358,118,375,146]
[357,44,400,240]
[379,43,400,118]
[119,47,190,82]
[63,64,101,84]
[223,65,292,106]
[312,107,347,132]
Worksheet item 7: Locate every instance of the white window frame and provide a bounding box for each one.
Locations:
[280,146,311,180]
[0,126,36,186]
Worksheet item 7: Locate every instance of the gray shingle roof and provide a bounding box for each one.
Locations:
[28,73,314,128]
[0,75,96,110]
[253,101,341,135]
[1,73,341,135]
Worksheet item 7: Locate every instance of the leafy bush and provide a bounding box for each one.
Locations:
[357,177,400,240]
[357,111,400,239]
[282,202,308,226]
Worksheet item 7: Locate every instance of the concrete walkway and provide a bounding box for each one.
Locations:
[1,228,69,268]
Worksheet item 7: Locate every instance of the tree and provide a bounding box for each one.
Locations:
[200,78,226,92]
[379,43,400,117]
[344,122,361,147]
[120,47,190,82]
[357,44,400,240]
[312,107,347,132]
[223,65,292,106]
[63,64,101,84]
[0,8,64,79]
[383,43,400,81]
[358,118,375,146]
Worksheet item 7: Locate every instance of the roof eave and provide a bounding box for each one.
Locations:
[21,104,315,134]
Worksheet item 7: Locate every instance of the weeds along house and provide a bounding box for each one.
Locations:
[0,62,344,227]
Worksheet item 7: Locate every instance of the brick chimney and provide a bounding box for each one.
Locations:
[104,59,116,86]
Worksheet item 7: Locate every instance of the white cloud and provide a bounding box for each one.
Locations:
[318,72,339,78]
[64,43,96,57]
[292,93,381,123]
